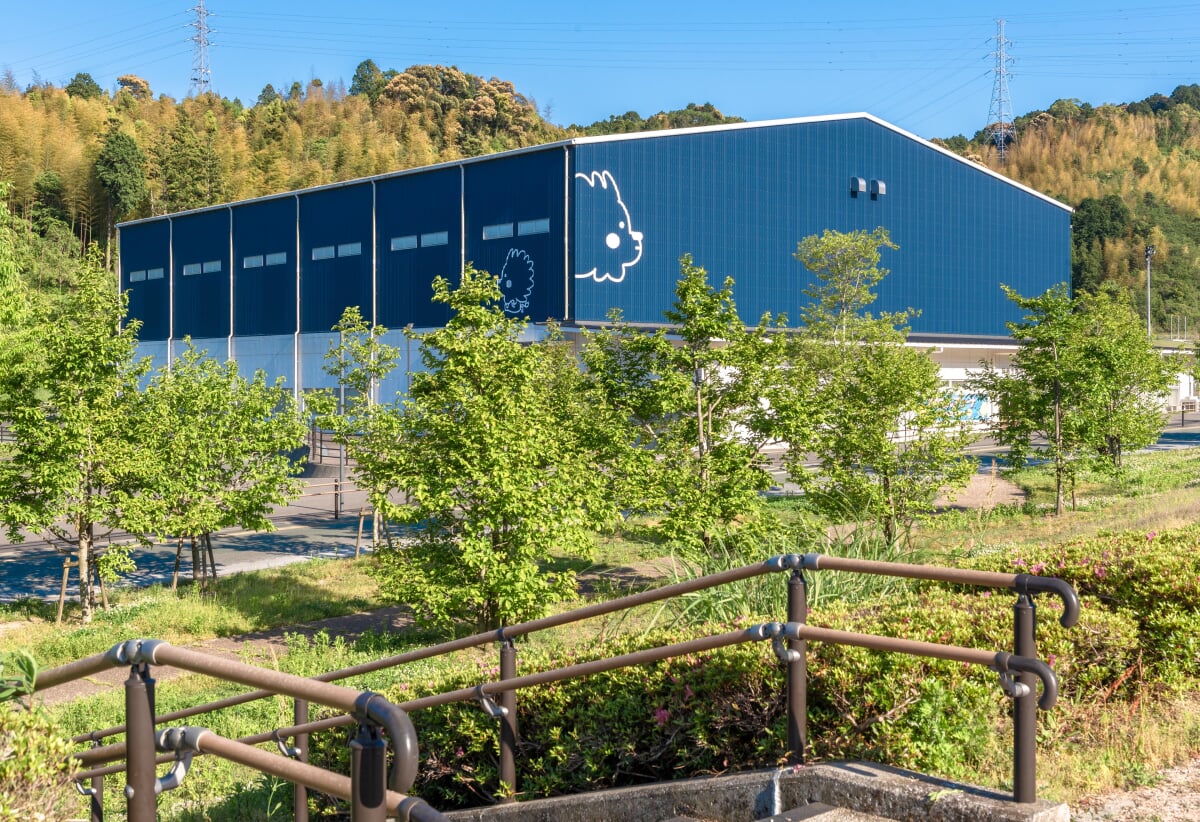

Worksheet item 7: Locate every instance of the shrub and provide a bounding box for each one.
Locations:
[963,523,1200,680]
[0,704,78,821]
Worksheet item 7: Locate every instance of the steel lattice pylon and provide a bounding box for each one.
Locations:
[987,19,1015,163]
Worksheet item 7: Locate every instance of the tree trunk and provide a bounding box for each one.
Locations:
[205,532,218,586]
[78,522,94,624]
[191,535,200,586]
[172,537,183,590]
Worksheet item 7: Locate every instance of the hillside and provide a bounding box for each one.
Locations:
[935,85,1200,333]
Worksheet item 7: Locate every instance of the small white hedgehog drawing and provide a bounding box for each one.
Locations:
[499,248,535,315]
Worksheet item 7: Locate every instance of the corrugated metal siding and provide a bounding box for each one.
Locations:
[172,209,231,339]
[233,197,297,336]
[570,118,1069,335]
[465,150,566,322]
[375,167,461,329]
[299,183,372,333]
[120,220,170,341]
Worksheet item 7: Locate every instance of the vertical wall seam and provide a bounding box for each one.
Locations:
[294,193,301,400]
[167,216,174,372]
[227,205,234,360]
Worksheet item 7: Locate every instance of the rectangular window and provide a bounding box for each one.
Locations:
[518,218,550,236]
[243,255,264,269]
[182,263,202,276]
[129,270,146,282]
[482,223,513,240]
[265,251,287,266]
[337,242,362,257]
[312,245,335,261]
[202,260,222,274]
[147,267,164,280]
[390,235,418,252]
[421,231,449,247]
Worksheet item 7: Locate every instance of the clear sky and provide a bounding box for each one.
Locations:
[4,1,1200,140]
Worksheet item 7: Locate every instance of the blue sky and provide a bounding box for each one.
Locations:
[4,1,1200,139]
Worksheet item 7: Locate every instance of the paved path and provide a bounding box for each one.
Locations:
[0,481,378,603]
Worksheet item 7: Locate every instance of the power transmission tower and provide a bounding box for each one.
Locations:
[189,0,213,96]
[987,19,1015,163]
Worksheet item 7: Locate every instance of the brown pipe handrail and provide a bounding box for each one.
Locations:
[72,557,773,746]
[790,553,1081,628]
[39,639,420,795]
[72,620,1058,769]
[154,727,446,822]
[72,551,1071,747]
[59,552,1077,812]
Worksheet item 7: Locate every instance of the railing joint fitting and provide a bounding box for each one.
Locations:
[474,684,508,718]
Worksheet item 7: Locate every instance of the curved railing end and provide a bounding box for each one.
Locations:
[1014,574,1080,628]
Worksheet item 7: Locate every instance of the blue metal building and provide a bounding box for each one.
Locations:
[118,113,1071,397]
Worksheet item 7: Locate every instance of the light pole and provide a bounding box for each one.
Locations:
[1146,245,1156,338]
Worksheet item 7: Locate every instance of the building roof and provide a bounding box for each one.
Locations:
[118,112,1070,229]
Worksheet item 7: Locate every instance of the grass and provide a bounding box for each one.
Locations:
[0,557,386,667]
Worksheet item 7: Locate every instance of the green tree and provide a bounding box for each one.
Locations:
[361,267,621,630]
[582,255,788,554]
[125,341,306,588]
[0,246,149,623]
[94,121,147,263]
[310,305,400,544]
[1064,288,1174,470]
[64,72,103,99]
[152,118,225,214]
[785,228,974,545]
[349,59,388,105]
[969,284,1085,514]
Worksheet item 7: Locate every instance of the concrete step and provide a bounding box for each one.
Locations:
[662,803,892,821]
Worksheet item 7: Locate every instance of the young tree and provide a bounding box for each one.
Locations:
[361,267,622,631]
[1068,288,1175,469]
[0,246,149,623]
[973,284,1174,513]
[582,254,789,554]
[784,228,974,545]
[125,342,307,589]
[310,305,400,544]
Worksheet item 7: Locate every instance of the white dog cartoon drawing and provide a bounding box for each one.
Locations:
[574,170,643,283]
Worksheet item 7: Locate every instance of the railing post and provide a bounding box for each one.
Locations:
[334,479,341,520]
[123,663,157,821]
[1013,593,1038,803]
[787,569,808,765]
[349,723,387,821]
[499,639,518,803]
[294,698,310,822]
[89,739,104,822]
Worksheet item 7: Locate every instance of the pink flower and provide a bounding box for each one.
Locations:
[1095,566,1108,578]
[455,747,465,758]
[654,708,670,726]
[1147,532,1157,541]
[684,685,694,700]
[1048,654,1057,667]
[1030,562,1046,575]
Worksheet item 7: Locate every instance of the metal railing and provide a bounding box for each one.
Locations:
[43,552,1079,820]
